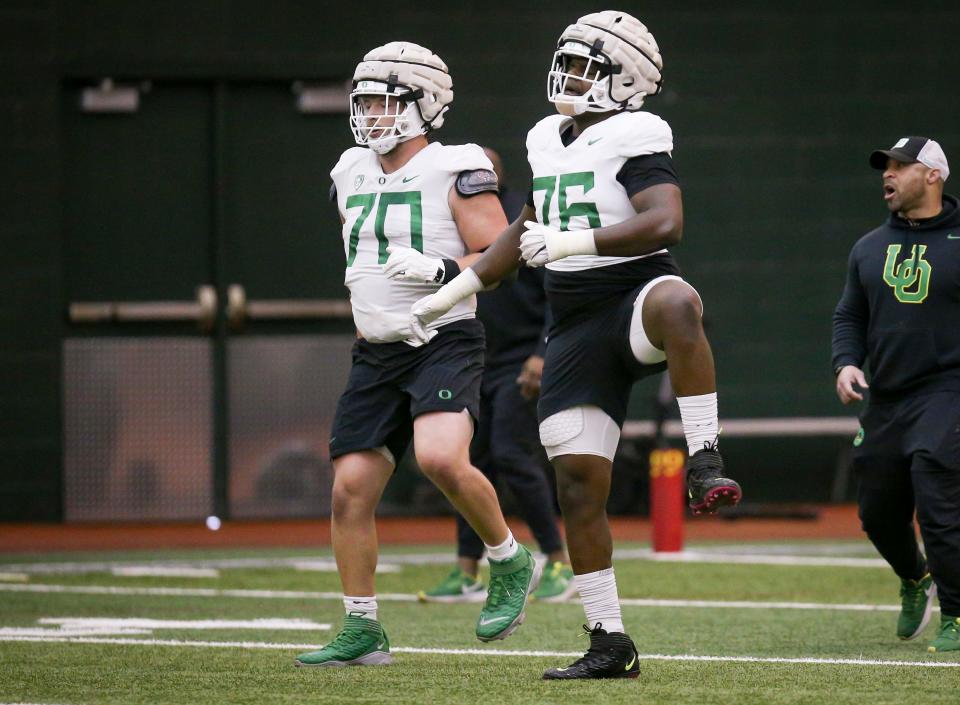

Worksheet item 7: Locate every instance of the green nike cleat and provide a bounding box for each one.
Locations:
[417,567,486,603]
[476,545,541,642]
[532,562,577,602]
[897,574,936,640]
[294,613,393,667]
[928,615,960,653]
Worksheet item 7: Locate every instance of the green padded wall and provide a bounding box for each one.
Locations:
[2,1,959,518]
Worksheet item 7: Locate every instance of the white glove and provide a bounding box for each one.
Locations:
[519,220,597,267]
[409,269,484,344]
[383,245,443,284]
[410,294,442,344]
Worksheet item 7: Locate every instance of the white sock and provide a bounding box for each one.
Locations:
[574,567,624,634]
[485,530,520,562]
[343,595,378,621]
[677,392,719,456]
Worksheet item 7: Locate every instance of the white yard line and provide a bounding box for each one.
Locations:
[0,635,955,668]
[619,598,936,613]
[1,542,886,576]
[0,582,924,613]
[634,551,888,568]
[0,626,151,637]
[38,617,330,631]
[691,542,879,557]
[0,617,331,639]
[0,583,417,601]
[396,646,959,668]
[2,556,421,575]
[111,567,220,578]
[0,572,29,582]
[292,561,400,573]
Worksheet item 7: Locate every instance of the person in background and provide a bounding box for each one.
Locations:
[833,136,960,654]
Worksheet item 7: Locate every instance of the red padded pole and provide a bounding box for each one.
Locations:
[649,448,685,552]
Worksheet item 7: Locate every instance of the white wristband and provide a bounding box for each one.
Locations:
[549,228,597,260]
[432,268,484,311]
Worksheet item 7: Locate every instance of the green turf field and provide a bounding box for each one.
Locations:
[1,541,957,704]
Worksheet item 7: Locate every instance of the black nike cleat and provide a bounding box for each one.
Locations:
[686,438,742,515]
[542,623,640,680]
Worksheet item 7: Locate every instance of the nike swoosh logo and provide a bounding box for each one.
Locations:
[376,641,386,650]
[947,234,960,239]
[402,175,419,183]
[588,138,602,145]
[479,616,509,626]
[625,655,637,671]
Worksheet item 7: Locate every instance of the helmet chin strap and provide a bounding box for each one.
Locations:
[554,95,588,116]
[369,137,398,155]
[551,71,616,116]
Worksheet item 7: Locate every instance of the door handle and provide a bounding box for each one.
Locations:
[69,285,218,332]
[226,284,351,330]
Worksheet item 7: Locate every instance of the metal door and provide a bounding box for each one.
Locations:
[62,79,354,521]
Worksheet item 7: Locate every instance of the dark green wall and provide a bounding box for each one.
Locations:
[0,2,61,520]
[3,1,959,519]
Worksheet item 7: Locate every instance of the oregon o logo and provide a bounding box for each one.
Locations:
[882,244,932,303]
[438,389,452,400]
[853,427,864,447]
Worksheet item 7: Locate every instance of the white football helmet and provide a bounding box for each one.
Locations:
[350,42,454,154]
[547,10,663,116]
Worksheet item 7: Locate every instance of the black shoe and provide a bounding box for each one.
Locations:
[542,623,640,680]
[686,439,742,515]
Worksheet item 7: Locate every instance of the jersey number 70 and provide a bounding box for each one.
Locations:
[344,191,423,266]
[531,172,601,231]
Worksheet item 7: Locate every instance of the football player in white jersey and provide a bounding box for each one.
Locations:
[295,42,541,669]
[410,12,742,679]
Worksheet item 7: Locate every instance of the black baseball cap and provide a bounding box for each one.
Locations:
[870,136,950,181]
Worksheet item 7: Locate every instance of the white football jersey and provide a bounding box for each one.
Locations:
[331,142,493,344]
[526,110,674,272]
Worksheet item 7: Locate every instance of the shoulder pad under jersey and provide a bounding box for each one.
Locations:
[526,114,569,152]
[610,111,673,158]
[434,142,493,173]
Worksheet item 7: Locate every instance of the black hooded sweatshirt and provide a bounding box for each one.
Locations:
[832,194,960,402]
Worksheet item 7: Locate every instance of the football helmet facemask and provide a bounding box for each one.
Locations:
[548,10,663,116]
[350,41,453,154]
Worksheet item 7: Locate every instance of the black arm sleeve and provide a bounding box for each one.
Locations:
[831,247,870,372]
[526,189,534,207]
[616,153,680,198]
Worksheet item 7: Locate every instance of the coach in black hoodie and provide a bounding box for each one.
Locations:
[832,136,960,654]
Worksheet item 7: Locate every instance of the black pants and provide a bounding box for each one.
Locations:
[853,390,960,615]
[457,365,563,560]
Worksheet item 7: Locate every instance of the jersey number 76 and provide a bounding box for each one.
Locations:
[531,172,601,231]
